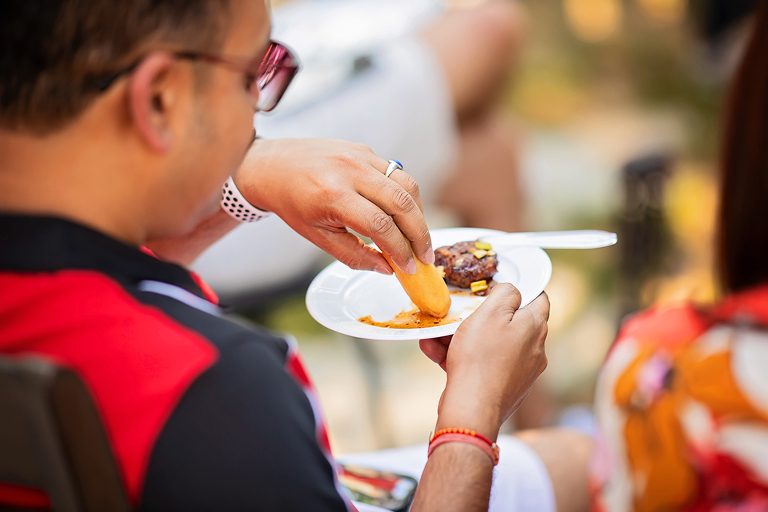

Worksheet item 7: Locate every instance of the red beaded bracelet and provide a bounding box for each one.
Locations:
[428,428,500,466]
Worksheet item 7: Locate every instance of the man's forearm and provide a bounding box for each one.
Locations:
[410,442,494,512]
[145,208,239,267]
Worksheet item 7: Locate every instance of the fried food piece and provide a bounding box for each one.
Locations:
[435,241,499,289]
[381,249,451,319]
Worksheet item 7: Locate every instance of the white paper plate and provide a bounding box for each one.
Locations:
[305,228,552,340]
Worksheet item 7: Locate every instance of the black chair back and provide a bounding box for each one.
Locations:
[0,357,130,512]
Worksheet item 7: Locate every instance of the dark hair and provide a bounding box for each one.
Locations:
[0,0,231,135]
[717,0,768,293]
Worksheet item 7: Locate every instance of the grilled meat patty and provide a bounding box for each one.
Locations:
[434,241,498,288]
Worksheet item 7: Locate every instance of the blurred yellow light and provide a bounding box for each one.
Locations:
[665,164,717,251]
[637,0,687,25]
[563,0,622,42]
[512,73,586,125]
[642,164,720,307]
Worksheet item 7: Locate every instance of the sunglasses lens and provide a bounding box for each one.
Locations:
[255,43,299,112]
[257,66,298,112]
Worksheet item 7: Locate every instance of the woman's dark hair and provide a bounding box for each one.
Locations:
[0,0,230,135]
[717,0,768,293]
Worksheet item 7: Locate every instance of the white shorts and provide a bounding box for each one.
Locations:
[339,435,556,512]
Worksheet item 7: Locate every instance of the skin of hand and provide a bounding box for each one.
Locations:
[410,284,549,512]
[233,137,435,275]
[421,284,550,439]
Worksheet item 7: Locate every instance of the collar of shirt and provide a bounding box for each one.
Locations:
[0,214,207,300]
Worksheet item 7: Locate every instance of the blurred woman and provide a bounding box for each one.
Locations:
[591,2,768,510]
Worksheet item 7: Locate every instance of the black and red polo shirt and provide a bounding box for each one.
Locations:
[0,214,351,511]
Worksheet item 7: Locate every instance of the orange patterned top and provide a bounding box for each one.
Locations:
[591,285,768,512]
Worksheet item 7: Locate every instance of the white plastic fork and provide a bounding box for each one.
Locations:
[477,230,617,250]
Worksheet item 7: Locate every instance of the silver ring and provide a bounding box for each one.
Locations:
[385,159,403,178]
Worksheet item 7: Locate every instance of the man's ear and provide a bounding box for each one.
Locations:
[126,53,180,154]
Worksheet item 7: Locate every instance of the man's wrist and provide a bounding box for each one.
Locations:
[233,139,275,213]
[436,396,501,442]
[220,177,271,223]
[231,174,271,213]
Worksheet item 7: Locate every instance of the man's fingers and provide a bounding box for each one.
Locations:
[369,157,424,211]
[432,335,453,347]
[357,169,434,267]
[335,194,417,274]
[388,170,433,265]
[475,282,523,318]
[387,168,424,212]
[315,228,393,274]
[367,158,432,265]
[519,291,550,322]
[419,339,449,370]
[490,282,523,310]
[385,169,434,266]
[458,283,522,332]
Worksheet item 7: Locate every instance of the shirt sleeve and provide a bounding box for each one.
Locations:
[139,330,348,512]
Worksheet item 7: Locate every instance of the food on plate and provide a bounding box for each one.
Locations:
[434,241,499,292]
[358,307,460,329]
[381,248,451,319]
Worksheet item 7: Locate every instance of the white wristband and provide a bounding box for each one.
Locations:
[221,176,271,223]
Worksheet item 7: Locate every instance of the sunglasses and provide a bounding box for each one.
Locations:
[93,40,299,112]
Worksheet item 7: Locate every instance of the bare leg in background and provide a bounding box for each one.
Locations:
[422,0,527,232]
[422,0,526,123]
[516,428,593,512]
[508,380,559,431]
[439,113,525,232]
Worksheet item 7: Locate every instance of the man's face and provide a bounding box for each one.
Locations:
[160,0,271,236]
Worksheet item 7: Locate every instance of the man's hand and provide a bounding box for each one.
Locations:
[411,287,549,512]
[422,285,550,439]
[234,138,435,275]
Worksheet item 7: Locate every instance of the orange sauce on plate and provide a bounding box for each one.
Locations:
[357,290,490,329]
[449,290,476,298]
[358,307,461,329]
